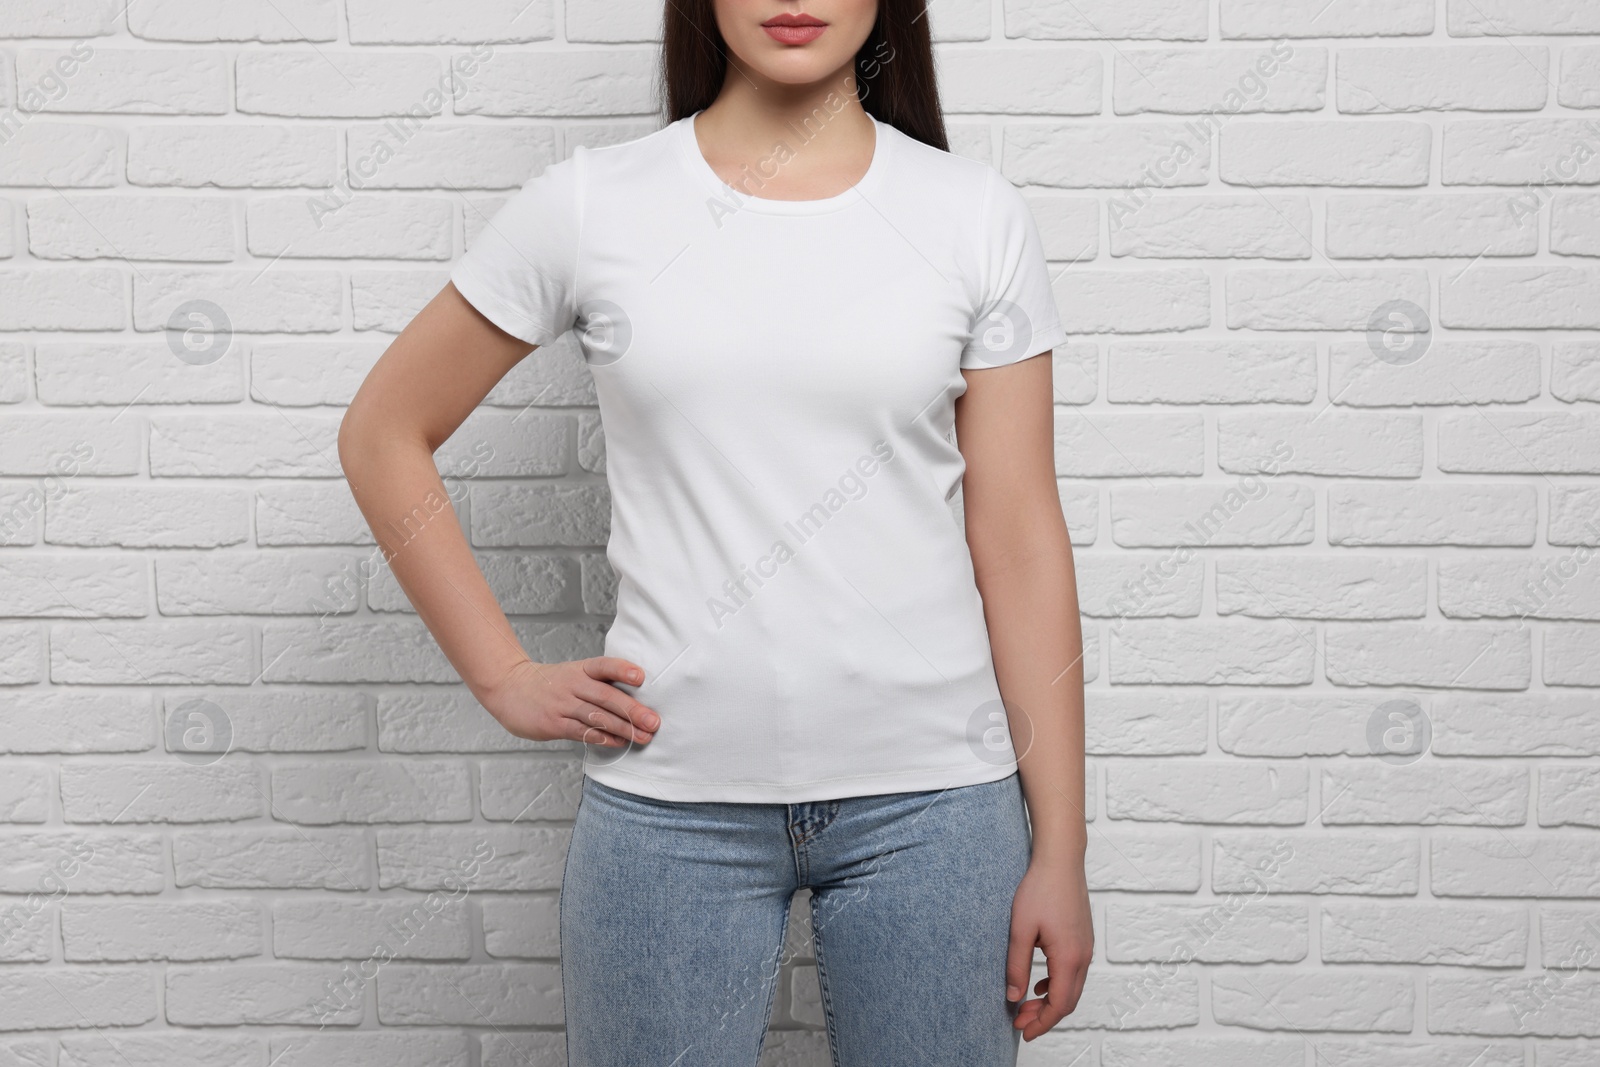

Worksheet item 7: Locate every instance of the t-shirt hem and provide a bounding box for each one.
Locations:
[581,756,1022,804]
[960,317,1069,370]
[450,262,562,348]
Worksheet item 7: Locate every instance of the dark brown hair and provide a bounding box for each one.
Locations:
[659,0,948,152]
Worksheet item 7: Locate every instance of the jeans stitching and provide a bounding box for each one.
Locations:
[751,891,794,1065]
[809,890,844,1067]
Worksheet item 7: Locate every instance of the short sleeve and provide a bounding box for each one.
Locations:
[960,167,1069,369]
[450,150,583,347]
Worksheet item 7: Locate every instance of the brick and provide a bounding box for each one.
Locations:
[1545,625,1600,686]
[376,827,570,891]
[351,269,451,332]
[1561,47,1600,108]
[1329,340,1540,405]
[1326,194,1539,257]
[1227,268,1431,330]
[134,269,342,333]
[50,619,253,684]
[58,1034,264,1067]
[1429,972,1600,1036]
[1214,970,1413,1031]
[377,691,549,753]
[1215,556,1426,619]
[1110,621,1315,684]
[1114,46,1327,115]
[1217,411,1423,478]
[1327,483,1536,546]
[1540,766,1600,828]
[481,895,561,958]
[1221,0,1433,38]
[268,1032,471,1067]
[257,484,376,546]
[167,965,362,1026]
[1008,0,1208,40]
[162,690,368,754]
[250,341,381,406]
[942,49,1101,115]
[0,692,153,753]
[47,486,250,548]
[1443,120,1600,185]
[1433,833,1600,897]
[60,763,263,823]
[16,49,228,115]
[478,756,582,821]
[1439,411,1600,473]
[1325,624,1530,689]
[273,898,471,960]
[247,195,453,260]
[173,829,370,890]
[129,125,338,188]
[0,832,165,894]
[28,196,234,260]
[1108,760,1307,823]
[376,964,562,1025]
[0,124,120,187]
[1107,900,1308,963]
[1321,761,1527,825]
[237,52,447,118]
[271,761,472,824]
[1088,830,1202,892]
[346,124,557,190]
[129,0,338,41]
[1004,123,1211,189]
[1079,554,1204,619]
[61,900,261,961]
[1223,121,1431,186]
[0,764,49,824]
[1054,412,1204,477]
[454,51,657,117]
[1448,1,1600,35]
[1218,694,1426,758]
[1057,269,1211,333]
[347,1,553,43]
[1337,46,1548,112]
[0,970,156,1030]
[1215,832,1420,894]
[1110,197,1313,259]
[0,269,124,330]
[1111,482,1315,547]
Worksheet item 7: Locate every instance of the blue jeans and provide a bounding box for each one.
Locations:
[559,771,1033,1066]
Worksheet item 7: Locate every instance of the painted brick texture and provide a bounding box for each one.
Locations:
[1,0,1599,1063]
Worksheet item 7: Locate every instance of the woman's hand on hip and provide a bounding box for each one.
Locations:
[477,657,660,748]
[1007,853,1093,1040]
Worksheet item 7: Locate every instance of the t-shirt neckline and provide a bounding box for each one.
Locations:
[672,108,893,217]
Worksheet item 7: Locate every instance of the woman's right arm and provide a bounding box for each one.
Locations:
[336,281,659,749]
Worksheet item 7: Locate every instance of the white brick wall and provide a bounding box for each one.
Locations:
[1,0,1598,1063]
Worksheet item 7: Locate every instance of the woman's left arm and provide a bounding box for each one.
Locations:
[954,350,1092,1041]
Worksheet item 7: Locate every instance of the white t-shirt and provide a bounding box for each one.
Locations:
[450,109,1068,802]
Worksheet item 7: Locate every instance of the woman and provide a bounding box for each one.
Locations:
[338,1,1091,1062]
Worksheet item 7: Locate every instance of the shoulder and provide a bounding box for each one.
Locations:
[567,120,681,188]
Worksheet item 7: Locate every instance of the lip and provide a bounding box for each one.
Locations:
[762,12,827,44]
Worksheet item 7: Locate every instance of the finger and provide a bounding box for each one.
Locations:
[584,657,646,686]
[574,680,660,735]
[563,701,642,746]
[1004,925,1035,1003]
